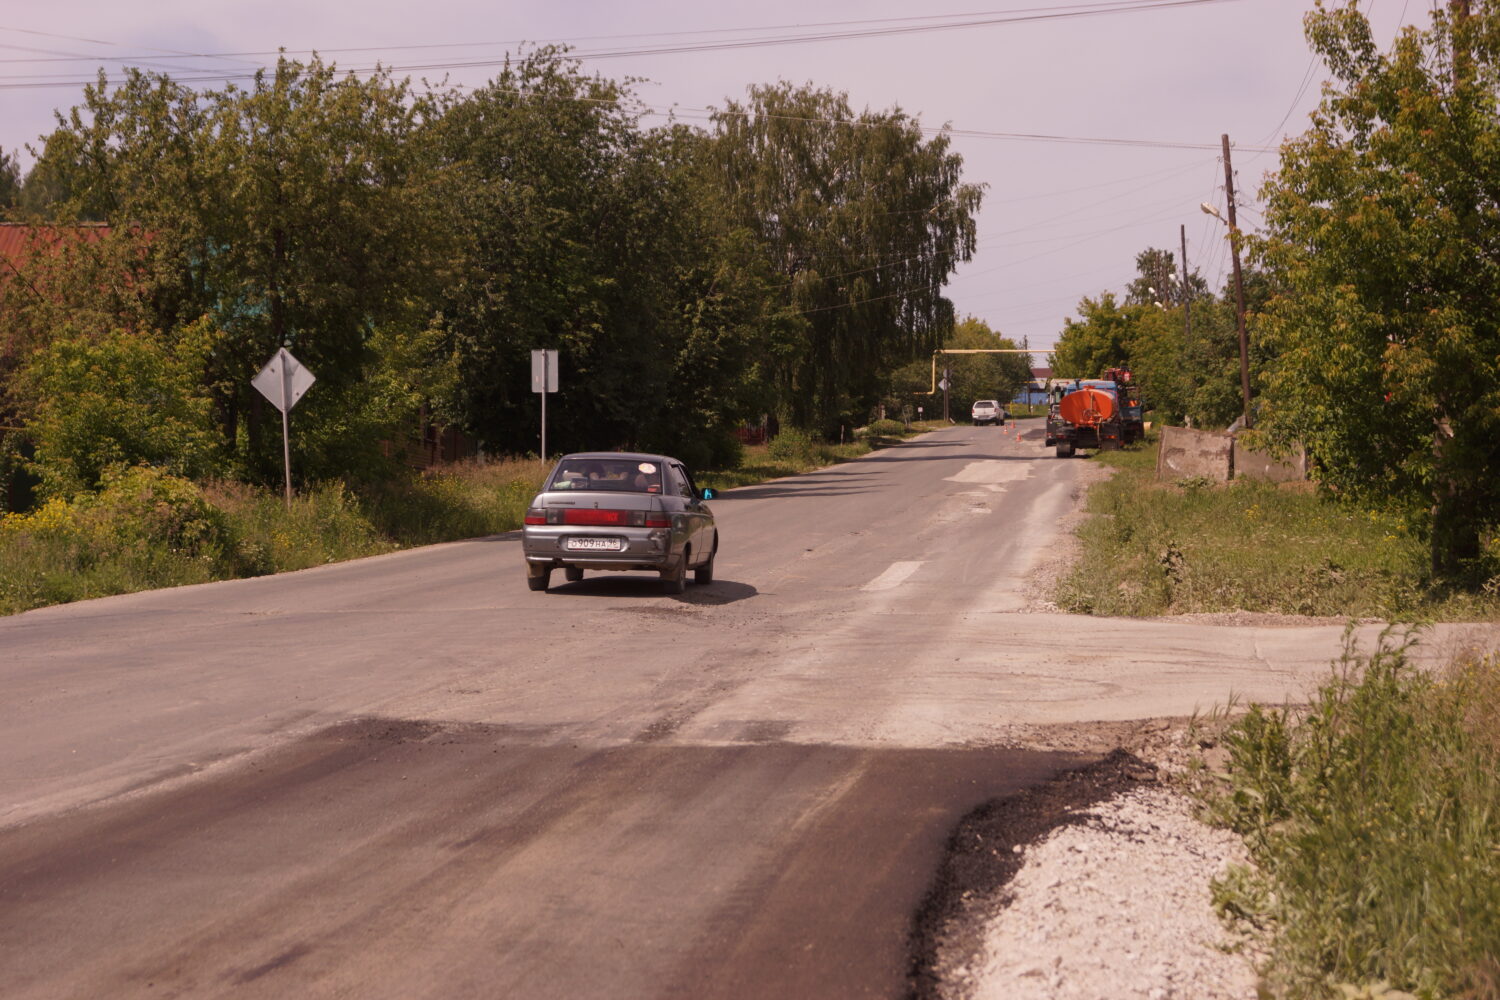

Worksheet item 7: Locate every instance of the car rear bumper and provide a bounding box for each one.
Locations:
[522,526,674,570]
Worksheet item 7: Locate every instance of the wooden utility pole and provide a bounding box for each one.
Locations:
[1180,223,1191,346]
[1222,133,1252,428]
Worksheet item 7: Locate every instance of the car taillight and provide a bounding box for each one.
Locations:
[532,507,668,528]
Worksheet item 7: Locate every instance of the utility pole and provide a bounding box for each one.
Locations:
[1180,223,1191,347]
[1222,133,1252,429]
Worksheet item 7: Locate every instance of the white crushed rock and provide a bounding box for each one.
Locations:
[968,786,1258,1000]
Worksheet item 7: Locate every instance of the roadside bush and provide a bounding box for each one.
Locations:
[1205,631,1500,999]
[768,426,845,465]
[704,428,745,471]
[865,418,907,438]
[0,465,237,613]
[12,325,220,498]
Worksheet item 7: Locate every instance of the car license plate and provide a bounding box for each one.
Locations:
[565,536,622,551]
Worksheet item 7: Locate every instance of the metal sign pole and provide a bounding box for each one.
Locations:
[281,407,292,510]
[541,352,548,461]
[280,360,293,509]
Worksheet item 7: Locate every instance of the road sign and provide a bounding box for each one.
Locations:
[252,348,316,509]
[531,350,558,460]
[531,350,558,393]
[252,348,315,413]
[937,378,950,391]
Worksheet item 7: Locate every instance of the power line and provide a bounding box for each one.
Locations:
[986,156,1215,205]
[0,0,1245,70]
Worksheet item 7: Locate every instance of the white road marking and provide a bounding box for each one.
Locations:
[862,561,924,592]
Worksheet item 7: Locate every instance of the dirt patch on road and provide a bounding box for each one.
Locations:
[1019,458,1113,613]
[906,749,1155,1000]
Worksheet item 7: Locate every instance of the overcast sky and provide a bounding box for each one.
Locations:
[0,0,1429,354]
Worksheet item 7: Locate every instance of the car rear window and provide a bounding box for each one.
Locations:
[547,459,663,493]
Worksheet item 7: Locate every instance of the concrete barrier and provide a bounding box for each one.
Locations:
[1156,426,1231,481]
[1233,440,1308,483]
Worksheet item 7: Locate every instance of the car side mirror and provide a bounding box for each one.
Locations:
[698,488,716,501]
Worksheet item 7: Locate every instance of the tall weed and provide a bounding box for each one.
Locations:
[205,480,392,573]
[0,466,238,613]
[1205,630,1500,999]
[358,458,548,546]
[1056,444,1498,621]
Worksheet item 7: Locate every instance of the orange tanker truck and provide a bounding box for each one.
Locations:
[1044,379,1124,457]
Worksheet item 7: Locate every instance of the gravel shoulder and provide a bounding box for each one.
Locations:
[913,734,1260,1000]
[917,451,1264,1000]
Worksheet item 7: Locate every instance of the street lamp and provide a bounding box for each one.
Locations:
[1201,199,1252,428]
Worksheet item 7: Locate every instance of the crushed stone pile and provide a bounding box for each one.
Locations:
[968,786,1258,1000]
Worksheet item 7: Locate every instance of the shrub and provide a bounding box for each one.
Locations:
[13,325,220,498]
[767,426,821,463]
[0,465,237,613]
[703,429,744,471]
[866,418,907,437]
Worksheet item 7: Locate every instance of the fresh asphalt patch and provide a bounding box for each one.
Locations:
[0,717,1095,1000]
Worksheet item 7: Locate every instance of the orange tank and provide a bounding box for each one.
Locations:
[1058,387,1116,427]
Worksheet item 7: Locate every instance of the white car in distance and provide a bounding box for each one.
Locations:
[971,400,1005,426]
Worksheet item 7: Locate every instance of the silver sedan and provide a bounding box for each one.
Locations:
[521,452,718,594]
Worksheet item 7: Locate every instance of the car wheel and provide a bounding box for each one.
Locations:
[564,566,583,583]
[661,550,688,595]
[526,566,551,592]
[693,548,715,585]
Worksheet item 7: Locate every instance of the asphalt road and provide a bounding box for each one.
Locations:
[1,421,1493,998]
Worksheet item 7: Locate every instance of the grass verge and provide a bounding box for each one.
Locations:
[1054,439,1500,621]
[1199,630,1500,1000]
[0,423,941,616]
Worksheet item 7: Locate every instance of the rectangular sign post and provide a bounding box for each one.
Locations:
[252,347,316,509]
[530,350,558,461]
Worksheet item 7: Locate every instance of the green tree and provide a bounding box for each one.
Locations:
[1051,292,1136,379]
[883,316,1028,420]
[27,58,450,482]
[431,51,787,463]
[0,146,20,214]
[1256,0,1500,576]
[13,323,220,497]
[1124,247,1210,307]
[709,82,983,434]
[1051,243,1268,429]
[943,316,1030,415]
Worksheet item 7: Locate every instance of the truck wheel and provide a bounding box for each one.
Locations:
[1056,441,1074,458]
[526,566,551,592]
